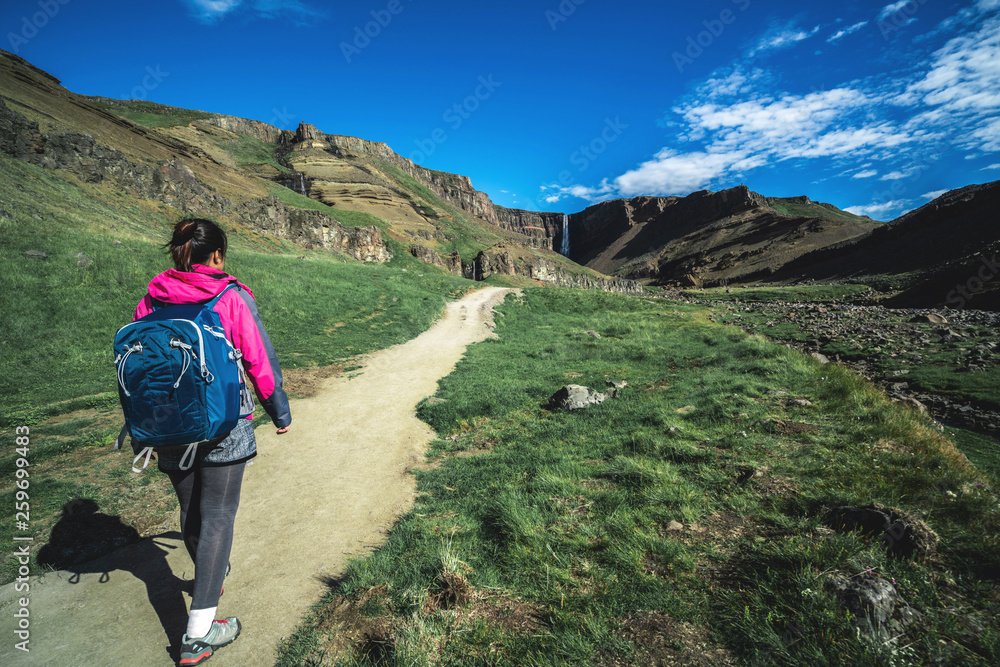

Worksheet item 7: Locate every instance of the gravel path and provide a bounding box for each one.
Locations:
[0,286,517,666]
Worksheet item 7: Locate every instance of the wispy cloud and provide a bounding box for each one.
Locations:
[182,0,242,22]
[827,21,868,43]
[880,170,913,180]
[845,199,911,219]
[546,3,1000,211]
[921,189,948,199]
[748,21,821,57]
[984,163,1000,170]
[878,1,911,21]
[180,0,323,24]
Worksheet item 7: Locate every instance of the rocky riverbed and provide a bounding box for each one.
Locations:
[704,300,1000,437]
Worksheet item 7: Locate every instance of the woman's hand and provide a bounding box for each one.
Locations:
[277,425,291,435]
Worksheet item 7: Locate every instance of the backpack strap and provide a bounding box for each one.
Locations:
[148,282,239,312]
[206,283,239,309]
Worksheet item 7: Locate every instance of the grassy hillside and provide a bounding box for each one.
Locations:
[278,289,999,666]
[767,198,875,224]
[85,97,217,128]
[0,154,474,582]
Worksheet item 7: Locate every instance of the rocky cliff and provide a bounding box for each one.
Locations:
[493,206,564,251]
[565,186,874,286]
[291,122,502,228]
[473,243,643,295]
[567,186,769,271]
[0,97,391,262]
[206,114,284,144]
[768,180,1000,309]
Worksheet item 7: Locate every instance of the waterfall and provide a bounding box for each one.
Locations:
[560,214,570,256]
[299,173,307,196]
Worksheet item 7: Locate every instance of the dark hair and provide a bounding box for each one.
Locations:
[165,218,228,272]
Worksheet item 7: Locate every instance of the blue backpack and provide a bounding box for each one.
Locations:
[114,284,253,471]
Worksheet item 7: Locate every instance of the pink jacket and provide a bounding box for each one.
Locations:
[134,264,291,428]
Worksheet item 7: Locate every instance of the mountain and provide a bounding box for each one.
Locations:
[770,180,1000,309]
[0,49,626,292]
[3,49,997,307]
[563,186,878,287]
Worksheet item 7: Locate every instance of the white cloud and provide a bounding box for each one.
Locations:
[749,22,821,57]
[614,149,752,197]
[970,117,1000,153]
[827,21,869,43]
[554,4,1000,206]
[906,15,1000,116]
[183,0,242,22]
[984,163,1000,170]
[921,189,949,199]
[701,67,770,99]
[675,87,913,163]
[543,180,616,205]
[845,199,912,219]
[878,1,911,21]
[181,0,322,23]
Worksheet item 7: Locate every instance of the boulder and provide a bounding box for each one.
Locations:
[547,384,615,411]
[910,313,948,325]
[825,573,898,635]
[937,328,964,342]
[825,503,938,558]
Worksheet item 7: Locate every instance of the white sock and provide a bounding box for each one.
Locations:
[187,606,217,639]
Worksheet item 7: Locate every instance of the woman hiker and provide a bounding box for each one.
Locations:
[130,217,292,665]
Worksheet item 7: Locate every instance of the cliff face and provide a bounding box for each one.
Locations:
[566,186,874,286]
[493,206,564,251]
[772,181,1000,281]
[206,115,284,144]
[0,98,391,262]
[293,123,503,228]
[567,186,769,272]
[473,244,643,295]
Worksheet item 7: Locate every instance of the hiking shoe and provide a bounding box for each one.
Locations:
[178,617,241,666]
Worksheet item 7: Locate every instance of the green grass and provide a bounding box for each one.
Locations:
[219,133,287,172]
[375,160,502,261]
[279,289,999,666]
[854,272,926,293]
[767,198,874,223]
[86,98,216,128]
[685,284,872,302]
[948,427,1000,486]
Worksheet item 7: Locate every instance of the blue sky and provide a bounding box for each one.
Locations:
[3,0,999,220]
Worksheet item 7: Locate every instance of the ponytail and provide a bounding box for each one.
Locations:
[164,218,228,272]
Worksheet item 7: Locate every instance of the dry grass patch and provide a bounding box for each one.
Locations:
[282,363,345,398]
[598,611,739,667]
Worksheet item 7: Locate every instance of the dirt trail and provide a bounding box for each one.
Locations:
[1,286,516,666]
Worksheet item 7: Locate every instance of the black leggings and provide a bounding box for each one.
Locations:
[166,461,246,610]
